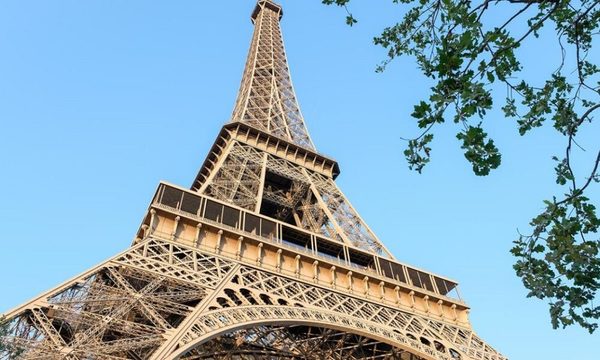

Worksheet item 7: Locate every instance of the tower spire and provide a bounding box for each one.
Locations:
[231,0,315,150]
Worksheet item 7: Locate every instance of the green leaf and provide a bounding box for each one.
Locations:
[346,14,357,26]
[456,126,501,176]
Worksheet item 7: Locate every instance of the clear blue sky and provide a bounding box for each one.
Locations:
[0,1,598,359]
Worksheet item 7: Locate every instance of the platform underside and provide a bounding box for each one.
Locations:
[181,325,425,359]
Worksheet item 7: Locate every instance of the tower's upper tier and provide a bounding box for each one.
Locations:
[251,0,283,23]
[230,0,315,150]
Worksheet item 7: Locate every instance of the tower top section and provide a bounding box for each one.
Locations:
[230,0,315,150]
[251,0,283,23]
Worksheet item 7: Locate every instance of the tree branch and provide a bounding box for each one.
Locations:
[556,150,600,206]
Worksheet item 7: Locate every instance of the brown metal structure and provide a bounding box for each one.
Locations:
[0,1,506,359]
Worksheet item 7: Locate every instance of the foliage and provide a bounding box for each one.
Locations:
[0,317,6,352]
[0,316,10,354]
[0,316,22,358]
[323,0,600,332]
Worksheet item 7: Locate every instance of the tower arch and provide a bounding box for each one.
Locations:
[169,305,460,360]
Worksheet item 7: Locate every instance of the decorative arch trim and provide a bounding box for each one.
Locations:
[169,305,461,360]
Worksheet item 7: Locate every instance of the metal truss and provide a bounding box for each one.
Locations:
[224,0,387,256]
[230,0,314,150]
[181,326,424,360]
[307,171,387,257]
[202,142,264,211]
[1,1,505,360]
[173,306,446,359]
[1,237,505,360]
[198,138,392,258]
[0,239,234,359]
[228,268,502,360]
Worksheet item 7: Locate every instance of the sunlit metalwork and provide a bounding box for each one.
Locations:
[0,1,505,359]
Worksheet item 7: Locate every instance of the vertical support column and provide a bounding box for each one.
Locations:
[295,255,301,277]
[276,249,283,272]
[194,223,203,247]
[254,152,269,213]
[236,236,244,260]
[257,243,264,265]
[149,209,157,235]
[394,286,401,305]
[171,216,180,240]
[409,291,416,309]
[347,271,353,293]
[310,235,317,256]
[141,224,149,240]
[343,247,351,267]
[215,230,223,254]
[374,258,383,277]
[330,266,336,288]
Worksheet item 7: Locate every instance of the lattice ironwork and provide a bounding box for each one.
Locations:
[230,267,503,360]
[200,139,391,257]
[1,236,504,360]
[231,0,314,149]
[203,142,264,211]
[172,306,452,360]
[1,1,505,360]
[0,239,235,360]
[181,326,425,360]
[308,171,386,256]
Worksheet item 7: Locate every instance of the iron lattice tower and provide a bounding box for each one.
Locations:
[1,2,506,359]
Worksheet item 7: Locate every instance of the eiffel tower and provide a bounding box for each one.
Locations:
[1,2,506,359]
